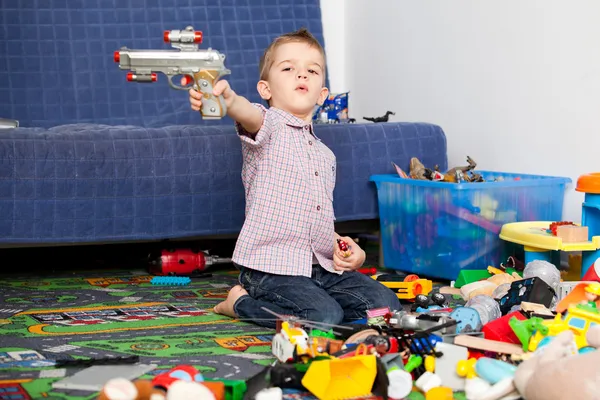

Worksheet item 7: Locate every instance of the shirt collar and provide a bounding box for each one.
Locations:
[269,107,319,139]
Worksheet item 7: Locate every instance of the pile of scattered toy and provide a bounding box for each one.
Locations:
[393,156,489,183]
[86,256,600,400]
[236,258,600,400]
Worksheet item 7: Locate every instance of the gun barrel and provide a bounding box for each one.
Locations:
[117,49,225,72]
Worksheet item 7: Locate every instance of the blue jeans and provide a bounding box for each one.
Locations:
[233,264,401,328]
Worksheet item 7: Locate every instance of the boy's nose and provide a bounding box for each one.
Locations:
[297,71,308,79]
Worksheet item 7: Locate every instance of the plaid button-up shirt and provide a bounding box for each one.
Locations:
[231,104,338,277]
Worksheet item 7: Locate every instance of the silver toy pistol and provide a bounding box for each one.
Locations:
[114,26,231,119]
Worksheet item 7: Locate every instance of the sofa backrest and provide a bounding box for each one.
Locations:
[0,1,326,129]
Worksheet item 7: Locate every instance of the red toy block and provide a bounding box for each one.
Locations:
[482,310,527,344]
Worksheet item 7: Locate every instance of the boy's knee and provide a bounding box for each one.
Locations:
[305,301,344,326]
[373,286,401,311]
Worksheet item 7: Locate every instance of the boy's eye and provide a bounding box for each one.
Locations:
[308,69,318,74]
[282,67,292,71]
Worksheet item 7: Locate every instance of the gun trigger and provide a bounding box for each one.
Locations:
[167,75,185,91]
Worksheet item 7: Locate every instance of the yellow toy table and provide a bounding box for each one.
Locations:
[499,221,600,279]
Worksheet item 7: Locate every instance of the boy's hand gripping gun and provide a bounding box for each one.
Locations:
[114,26,231,119]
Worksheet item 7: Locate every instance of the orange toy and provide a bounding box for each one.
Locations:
[556,281,600,313]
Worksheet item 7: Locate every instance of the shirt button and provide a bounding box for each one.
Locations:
[315,171,319,176]
[332,166,335,171]
[304,125,309,130]
[316,205,321,211]
[308,140,313,145]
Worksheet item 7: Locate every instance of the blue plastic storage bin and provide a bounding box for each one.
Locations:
[370,171,572,280]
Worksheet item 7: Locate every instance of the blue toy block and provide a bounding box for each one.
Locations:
[150,276,191,286]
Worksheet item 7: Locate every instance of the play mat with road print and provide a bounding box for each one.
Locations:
[0,268,279,399]
[0,267,462,400]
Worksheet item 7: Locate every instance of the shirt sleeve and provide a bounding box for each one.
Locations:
[235,103,276,149]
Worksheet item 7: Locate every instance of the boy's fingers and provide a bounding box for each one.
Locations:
[334,254,353,269]
[213,80,231,97]
[188,88,202,100]
[190,99,202,111]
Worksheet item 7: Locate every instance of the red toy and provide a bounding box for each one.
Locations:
[149,249,231,276]
[337,238,352,258]
[549,221,575,236]
[152,365,204,392]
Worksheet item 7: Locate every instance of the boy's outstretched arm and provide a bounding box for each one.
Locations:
[186,79,263,134]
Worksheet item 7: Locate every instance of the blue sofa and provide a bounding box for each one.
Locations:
[0,1,448,245]
[0,122,447,244]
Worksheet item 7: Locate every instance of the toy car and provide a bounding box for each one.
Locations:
[152,365,204,391]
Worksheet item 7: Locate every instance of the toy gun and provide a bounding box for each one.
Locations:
[113,26,231,120]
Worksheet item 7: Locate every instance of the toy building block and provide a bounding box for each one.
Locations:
[519,302,554,317]
[498,277,555,315]
[202,381,225,400]
[453,335,524,355]
[433,342,469,390]
[372,274,433,300]
[454,268,521,288]
[150,276,191,286]
[556,225,589,243]
[481,310,527,345]
[439,286,462,295]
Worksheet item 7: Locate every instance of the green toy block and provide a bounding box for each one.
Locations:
[204,379,247,400]
[454,268,521,288]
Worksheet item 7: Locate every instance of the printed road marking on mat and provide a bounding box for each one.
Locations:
[119,297,143,302]
[29,319,240,335]
[18,302,165,314]
[227,353,274,360]
[0,309,23,314]
[44,345,81,353]
[40,369,66,378]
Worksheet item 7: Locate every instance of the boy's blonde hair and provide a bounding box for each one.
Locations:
[259,27,327,85]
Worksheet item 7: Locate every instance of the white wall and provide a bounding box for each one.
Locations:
[320,0,347,93]
[321,0,600,222]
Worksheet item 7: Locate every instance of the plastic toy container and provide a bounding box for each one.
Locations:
[370,171,572,280]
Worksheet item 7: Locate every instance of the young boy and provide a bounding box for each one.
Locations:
[186,28,400,328]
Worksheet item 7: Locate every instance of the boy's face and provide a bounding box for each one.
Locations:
[257,42,329,121]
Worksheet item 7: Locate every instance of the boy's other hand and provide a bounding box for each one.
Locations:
[333,236,366,272]
[183,78,237,112]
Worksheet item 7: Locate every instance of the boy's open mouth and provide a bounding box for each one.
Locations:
[295,84,308,93]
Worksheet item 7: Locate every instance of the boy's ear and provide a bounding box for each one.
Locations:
[257,80,271,101]
[316,86,329,106]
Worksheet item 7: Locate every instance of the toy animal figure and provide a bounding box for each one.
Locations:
[513,326,600,400]
[409,157,435,180]
[363,111,395,123]
[442,156,477,183]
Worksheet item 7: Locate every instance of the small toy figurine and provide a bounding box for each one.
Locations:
[363,111,395,123]
[337,238,352,258]
[581,282,600,311]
